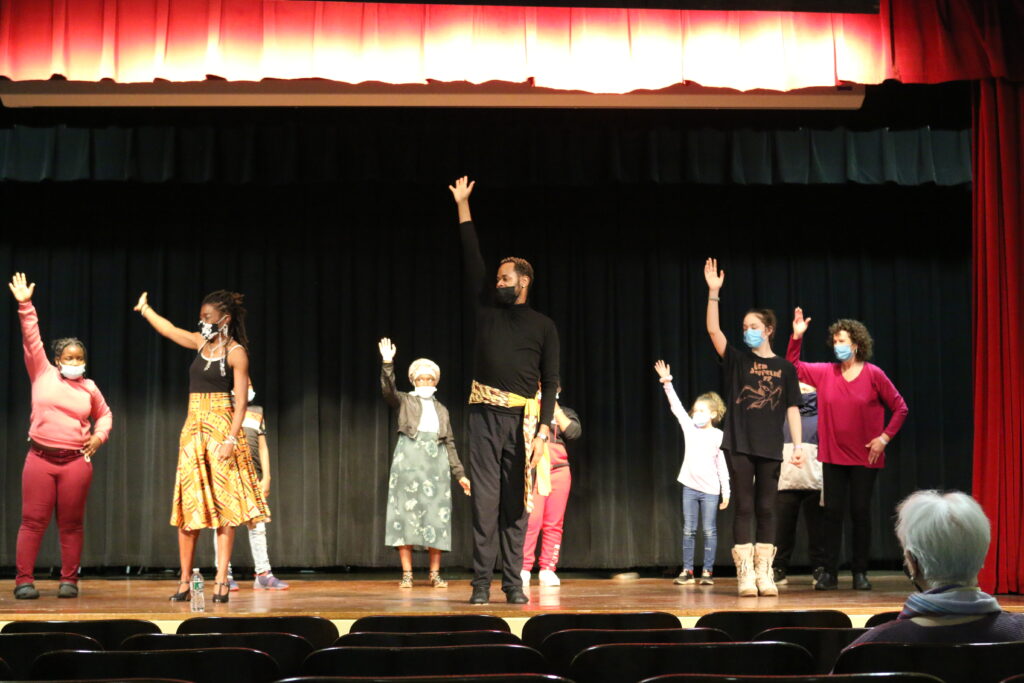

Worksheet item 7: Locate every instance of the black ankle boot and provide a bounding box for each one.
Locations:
[853,571,872,590]
[814,570,839,591]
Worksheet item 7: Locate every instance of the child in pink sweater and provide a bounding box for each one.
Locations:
[10,273,112,600]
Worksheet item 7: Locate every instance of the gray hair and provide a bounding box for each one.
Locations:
[896,490,990,588]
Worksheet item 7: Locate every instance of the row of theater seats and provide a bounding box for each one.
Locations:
[0,611,1022,682]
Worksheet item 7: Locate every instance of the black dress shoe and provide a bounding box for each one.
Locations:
[14,583,39,600]
[58,581,79,598]
[469,586,490,604]
[814,571,839,591]
[853,572,872,590]
[505,588,529,604]
[212,582,230,603]
[169,581,190,602]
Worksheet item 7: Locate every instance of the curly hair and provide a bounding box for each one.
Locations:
[202,289,250,350]
[745,308,778,340]
[828,318,873,361]
[52,337,86,361]
[693,391,727,426]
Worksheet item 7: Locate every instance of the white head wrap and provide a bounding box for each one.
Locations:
[408,358,440,384]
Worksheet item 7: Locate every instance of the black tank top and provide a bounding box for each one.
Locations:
[188,347,236,393]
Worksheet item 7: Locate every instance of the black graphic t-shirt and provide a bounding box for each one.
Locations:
[720,344,802,460]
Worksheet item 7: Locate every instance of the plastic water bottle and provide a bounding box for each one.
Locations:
[190,568,205,612]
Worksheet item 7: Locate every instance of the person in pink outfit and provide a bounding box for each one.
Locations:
[788,307,908,592]
[9,273,112,600]
[521,388,581,588]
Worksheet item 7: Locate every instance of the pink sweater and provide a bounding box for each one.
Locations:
[19,302,112,450]
[786,335,907,468]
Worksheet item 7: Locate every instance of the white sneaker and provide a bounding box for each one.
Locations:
[538,569,561,586]
[521,570,531,586]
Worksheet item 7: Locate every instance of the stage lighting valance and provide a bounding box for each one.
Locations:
[0,0,895,93]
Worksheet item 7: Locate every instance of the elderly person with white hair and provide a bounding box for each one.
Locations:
[379,338,471,589]
[848,490,1024,646]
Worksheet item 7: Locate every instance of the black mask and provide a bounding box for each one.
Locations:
[495,285,518,306]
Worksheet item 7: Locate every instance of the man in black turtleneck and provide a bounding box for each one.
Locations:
[450,176,560,605]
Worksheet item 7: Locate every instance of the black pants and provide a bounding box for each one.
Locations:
[468,405,528,592]
[822,462,879,574]
[774,489,827,570]
[725,451,781,545]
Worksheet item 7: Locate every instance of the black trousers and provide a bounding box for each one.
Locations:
[725,451,781,545]
[822,462,879,574]
[468,405,528,591]
[774,489,827,571]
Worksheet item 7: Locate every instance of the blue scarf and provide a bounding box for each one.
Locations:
[898,584,1002,620]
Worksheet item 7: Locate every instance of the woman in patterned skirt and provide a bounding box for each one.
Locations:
[379,338,471,588]
[135,289,269,604]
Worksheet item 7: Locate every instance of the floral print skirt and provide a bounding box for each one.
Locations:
[384,431,453,551]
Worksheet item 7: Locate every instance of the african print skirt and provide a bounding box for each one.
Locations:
[171,393,270,530]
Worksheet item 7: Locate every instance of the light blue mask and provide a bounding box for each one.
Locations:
[692,414,710,428]
[834,343,854,361]
[743,329,764,348]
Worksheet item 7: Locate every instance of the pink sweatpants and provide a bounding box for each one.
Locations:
[522,465,571,572]
[16,450,93,585]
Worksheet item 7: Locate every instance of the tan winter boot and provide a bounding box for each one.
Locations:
[754,543,779,597]
[731,543,757,597]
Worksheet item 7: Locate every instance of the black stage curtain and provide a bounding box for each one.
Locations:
[0,180,970,570]
[0,120,969,187]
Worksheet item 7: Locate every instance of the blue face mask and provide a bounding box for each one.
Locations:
[743,329,764,348]
[834,343,854,361]
[692,414,710,428]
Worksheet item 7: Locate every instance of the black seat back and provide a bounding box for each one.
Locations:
[31,647,280,683]
[0,632,103,678]
[1,618,160,649]
[694,610,852,640]
[540,628,730,676]
[177,616,338,649]
[753,627,868,673]
[834,642,1024,683]
[300,644,549,677]
[335,630,521,647]
[121,632,313,676]
[349,614,510,633]
[522,611,681,649]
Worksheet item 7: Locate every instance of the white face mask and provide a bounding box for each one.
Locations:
[411,386,437,399]
[59,364,86,380]
[248,388,256,403]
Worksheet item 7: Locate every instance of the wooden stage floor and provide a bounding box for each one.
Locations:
[2,572,1023,633]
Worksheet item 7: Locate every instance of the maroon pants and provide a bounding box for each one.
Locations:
[16,449,93,585]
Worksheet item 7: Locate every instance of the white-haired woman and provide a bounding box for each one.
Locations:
[379,338,471,588]
[849,490,1024,647]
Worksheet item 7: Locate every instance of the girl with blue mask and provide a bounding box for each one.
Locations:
[704,258,806,598]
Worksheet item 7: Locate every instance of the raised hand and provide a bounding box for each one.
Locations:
[133,291,149,312]
[654,359,672,380]
[792,307,812,339]
[704,258,724,291]
[448,176,475,204]
[378,337,396,363]
[8,272,35,303]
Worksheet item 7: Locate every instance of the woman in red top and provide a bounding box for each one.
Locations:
[788,307,908,591]
[9,273,113,600]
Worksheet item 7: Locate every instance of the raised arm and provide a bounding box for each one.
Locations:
[450,177,488,304]
[704,258,727,358]
[786,308,830,386]
[654,360,695,434]
[134,292,201,350]
[10,273,49,381]
[378,338,402,408]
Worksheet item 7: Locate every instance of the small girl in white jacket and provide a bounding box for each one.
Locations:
[655,360,730,585]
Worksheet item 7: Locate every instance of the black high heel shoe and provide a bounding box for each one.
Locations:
[169,581,190,602]
[212,581,230,604]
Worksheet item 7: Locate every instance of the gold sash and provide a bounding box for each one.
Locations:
[469,380,551,511]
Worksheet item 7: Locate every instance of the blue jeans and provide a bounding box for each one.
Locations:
[682,485,720,572]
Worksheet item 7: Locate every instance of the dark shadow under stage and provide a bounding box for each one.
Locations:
[3,572,1023,634]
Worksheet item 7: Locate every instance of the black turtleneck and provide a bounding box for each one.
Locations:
[460,220,560,425]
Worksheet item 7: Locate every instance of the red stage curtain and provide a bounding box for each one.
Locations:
[972,78,1024,595]
[0,0,897,91]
